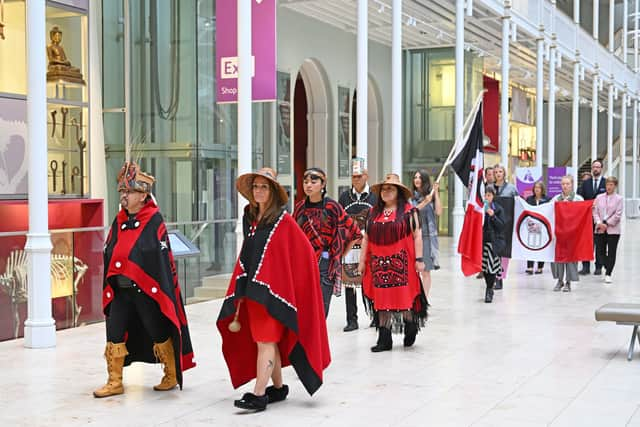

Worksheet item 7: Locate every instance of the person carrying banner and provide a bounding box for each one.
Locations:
[551,175,584,292]
[358,173,428,352]
[481,185,506,303]
[525,181,550,274]
[493,164,518,289]
[95,162,195,398]
[593,176,623,284]
[412,169,442,298]
[579,159,606,275]
[217,168,331,412]
[294,168,361,318]
[338,160,377,332]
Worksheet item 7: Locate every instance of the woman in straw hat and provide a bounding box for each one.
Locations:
[358,173,428,352]
[293,167,362,318]
[217,167,330,412]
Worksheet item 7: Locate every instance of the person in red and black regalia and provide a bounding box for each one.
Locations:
[293,167,362,318]
[217,167,330,412]
[358,173,428,352]
[94,162,195,398]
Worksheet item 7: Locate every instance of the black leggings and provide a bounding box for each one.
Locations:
[484,273,496,289]
[318,257,333,318]
[594,233,621,275]
[106,286,170,343]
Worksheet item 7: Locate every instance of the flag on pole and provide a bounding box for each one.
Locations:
[452,102,485,276]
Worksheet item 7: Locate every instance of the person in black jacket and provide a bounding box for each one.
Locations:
[525,181,550,274]
[579,159,606,275]
[482,185,506,303]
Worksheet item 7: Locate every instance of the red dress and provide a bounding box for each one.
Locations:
[362,203,425,314]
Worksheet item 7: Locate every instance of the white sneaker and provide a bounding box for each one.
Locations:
[604,275,612,284]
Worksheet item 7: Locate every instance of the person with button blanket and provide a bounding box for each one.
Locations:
[94,161,195,398]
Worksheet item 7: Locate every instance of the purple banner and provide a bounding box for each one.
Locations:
[547,167,568,198]
[515,166,542,199]
[215,0,276,103]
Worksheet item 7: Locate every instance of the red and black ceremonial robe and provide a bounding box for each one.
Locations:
[103,200,195,387]
[217,209,331,395]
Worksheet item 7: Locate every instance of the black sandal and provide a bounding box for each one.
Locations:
[234,392,268,411]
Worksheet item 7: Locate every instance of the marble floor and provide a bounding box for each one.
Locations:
[4,221,640,427]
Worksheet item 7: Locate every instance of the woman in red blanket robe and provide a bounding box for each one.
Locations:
[359,173,428,352]
[217,168,331,412]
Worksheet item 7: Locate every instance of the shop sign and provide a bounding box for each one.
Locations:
[216,0,276,103]
[515,166,542,199]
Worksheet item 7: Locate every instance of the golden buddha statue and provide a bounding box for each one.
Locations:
[47,26,85,85]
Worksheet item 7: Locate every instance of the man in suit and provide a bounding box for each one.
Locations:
[579,159,607,275]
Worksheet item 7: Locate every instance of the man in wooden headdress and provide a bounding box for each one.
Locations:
[94,162,195,398]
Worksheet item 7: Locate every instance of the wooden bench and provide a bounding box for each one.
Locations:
[595,303,640,361]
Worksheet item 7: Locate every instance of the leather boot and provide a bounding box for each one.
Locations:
[484,284,494,303]
[93,342,128,398]
[371,327,392,352]
[403,320,418,347]
[153,337,178,391]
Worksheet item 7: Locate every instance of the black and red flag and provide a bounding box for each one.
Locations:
[450,102,485,276]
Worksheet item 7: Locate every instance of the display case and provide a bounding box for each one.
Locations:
[46,2,89,198]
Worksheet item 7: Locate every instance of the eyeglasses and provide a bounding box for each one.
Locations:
[252,183,270,191]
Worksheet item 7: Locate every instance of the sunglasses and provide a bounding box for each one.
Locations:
[303,174,324,181]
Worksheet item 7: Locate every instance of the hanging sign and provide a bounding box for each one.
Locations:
[215,0,276,103]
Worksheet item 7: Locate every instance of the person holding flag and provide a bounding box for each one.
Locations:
[481,185,507,303]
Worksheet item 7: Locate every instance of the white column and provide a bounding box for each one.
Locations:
[236,0,252,253]
[621,92,627,200]
[610,0,615,53]
[548,42,557,167]
[624,0,629,63]
[391,0,402,175]
[571,59,580,184]
[593,0,599,40]
[574,0,580,23]
[536,37,544,169]
[633,0,640,73]
[633,98,638,198]
[24,0,55,348]
[608,83,614,176]
[357,0,368,161]
[500,8,511,165]
[592,71,599,162]
[453,0,465,247]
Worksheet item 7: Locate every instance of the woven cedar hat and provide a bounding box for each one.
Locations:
[236,167,288,206]
[371,173,412,200]
[117,161,155,193]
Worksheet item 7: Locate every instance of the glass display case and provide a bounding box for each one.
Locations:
[46,3,89,198]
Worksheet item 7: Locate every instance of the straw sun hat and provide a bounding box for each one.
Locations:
[370,173,412,200]
[236,167,289,205]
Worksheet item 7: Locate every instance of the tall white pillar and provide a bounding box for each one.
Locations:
[24,0,55,348]
[391,0,402,175]
[357,0,368,161]
[610,0,615,53]
[608,83,614,176]
[592,71,599,162]
[236,0,252,252]
[593,0,599,40]
[621,92,627,199]
[536,36,544,169]
[571,59,580,184]
[548,42,557,167]
[624,0,629,63]
[633,98,638,198]
[453,0,465,247]
[500,7,511,165]
[635,0,639,71]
